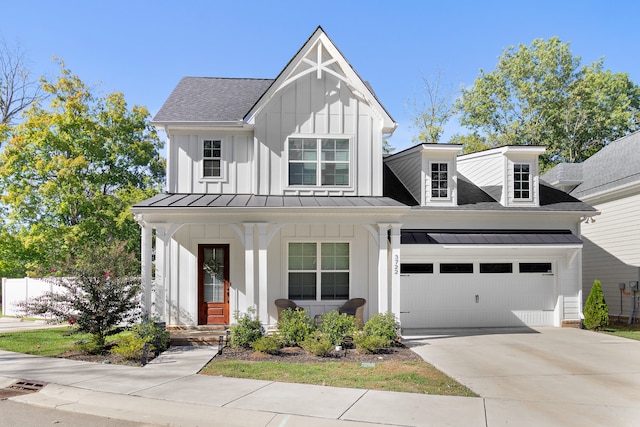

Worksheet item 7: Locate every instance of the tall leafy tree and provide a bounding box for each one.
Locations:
[0,61,164,276]
[458,37,640,168]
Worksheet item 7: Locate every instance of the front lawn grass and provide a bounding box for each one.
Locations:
[601,322,640,341]
[0,327,120,357]
[201,359,476,396]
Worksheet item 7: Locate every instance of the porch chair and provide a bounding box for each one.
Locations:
[338,298,366,328]
[274,299,302,322]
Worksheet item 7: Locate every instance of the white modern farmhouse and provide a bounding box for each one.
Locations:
[132,27,595,329]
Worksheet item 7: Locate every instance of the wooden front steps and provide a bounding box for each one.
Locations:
[168,326,230,346]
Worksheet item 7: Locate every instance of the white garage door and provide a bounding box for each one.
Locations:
[400,261,556,328]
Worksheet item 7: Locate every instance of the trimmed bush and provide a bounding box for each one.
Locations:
[112,332,146,360]
[319,310,357,346]
[353,332,389,354]
[583,279,609,330]
[252,335,282,355]
[301,331,333,357]
[277,308,315,346]
[134,319,170,353]
[363,312,400,344]
[230,308,264,348]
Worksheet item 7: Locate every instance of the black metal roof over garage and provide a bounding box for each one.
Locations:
[401,230,582,245]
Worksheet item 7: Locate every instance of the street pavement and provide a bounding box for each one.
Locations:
[1,318,639,426]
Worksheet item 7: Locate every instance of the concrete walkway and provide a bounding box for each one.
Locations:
[2,320,639,426]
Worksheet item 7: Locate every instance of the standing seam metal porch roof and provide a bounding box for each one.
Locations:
[133,193,408,208]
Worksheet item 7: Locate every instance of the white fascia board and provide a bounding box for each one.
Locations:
[421,144,464,154]
[578,181,640,205]
[151,121,251,132]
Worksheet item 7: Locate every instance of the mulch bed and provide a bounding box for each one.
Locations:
[214,343,424,364]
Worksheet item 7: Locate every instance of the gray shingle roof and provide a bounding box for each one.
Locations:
[152,77,274,123]
[569,131,640,199]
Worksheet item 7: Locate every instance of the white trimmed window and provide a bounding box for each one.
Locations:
[288,242,349,300]
[514,163,531,199]
[430,162,449,199]
[288,138,350,186]
[203,139,222,178]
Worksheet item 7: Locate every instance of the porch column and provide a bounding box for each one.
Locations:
[243,223,256,311]
[390,224,402,323]
[154,226,169,322]
[257,223,269,324]
[377,223,390,314]
[139,218,153,318]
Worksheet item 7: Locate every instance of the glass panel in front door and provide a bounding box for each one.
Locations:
[203,247,225,303]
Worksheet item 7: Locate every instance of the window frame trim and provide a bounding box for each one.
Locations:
[200,137,227,182]
[428,160,452,201]
[513,162,533,201]
[286,240,351,302]
[286,135,354,190]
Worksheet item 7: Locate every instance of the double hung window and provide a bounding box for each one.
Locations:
[288,138,350,186]
[203,140,222,178]
[288,242,349,300]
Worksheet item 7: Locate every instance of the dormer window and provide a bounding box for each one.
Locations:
[203,139,222,178]
[288,137,350,186]
[514,163,531,200]
[431,162,449,199]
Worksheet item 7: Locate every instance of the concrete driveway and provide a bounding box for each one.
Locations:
[404,327,640,426]
[0,317,62,332]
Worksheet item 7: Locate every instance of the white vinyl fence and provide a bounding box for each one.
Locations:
[1,277,65,317]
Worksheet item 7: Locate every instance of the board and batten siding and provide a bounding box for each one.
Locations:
[256,71,382,197]
[167,133,254,194]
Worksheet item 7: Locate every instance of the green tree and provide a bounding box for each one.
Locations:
[583,279,609,330]
[409,71,456,144]
[458,37,640,169]
[18,242,142,351]
[0,61,164,276]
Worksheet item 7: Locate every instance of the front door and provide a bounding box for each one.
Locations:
[198,244,230,325]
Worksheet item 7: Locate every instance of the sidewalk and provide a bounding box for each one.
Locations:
[0,345,486,427]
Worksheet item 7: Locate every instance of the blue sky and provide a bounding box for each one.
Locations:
[2,0,638,151]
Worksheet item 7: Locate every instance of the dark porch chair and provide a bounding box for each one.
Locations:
[338,298,366,327]
[274,299,301,322]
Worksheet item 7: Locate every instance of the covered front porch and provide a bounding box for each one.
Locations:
[132,196,407,328]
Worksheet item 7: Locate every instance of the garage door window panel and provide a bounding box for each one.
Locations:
[440,263,474,274]
[480,263,513,273]
[519,263,552,273]
[401,263,434,274]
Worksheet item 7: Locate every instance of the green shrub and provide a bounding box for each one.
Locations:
[583,279,609,330]
[252,335,282,355]
[277,308,315,346]
[301,331,333,357]
[319,310,357,346]
[353,332,390,354]
[363,312,400,344]
[75,335,104,355]
[230,308,264,348]
[112,332,146,360]
[134,319,170,353]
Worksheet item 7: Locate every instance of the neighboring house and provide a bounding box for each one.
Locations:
[543,131,640,321]
[132,27,595,330]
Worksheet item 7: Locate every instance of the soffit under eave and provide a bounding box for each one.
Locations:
[244,28,396,132]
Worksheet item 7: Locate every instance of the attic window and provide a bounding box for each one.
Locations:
[203,140,222,178]
[430,162,449,199]
[288,138,350,186]
[514,163,531,199]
